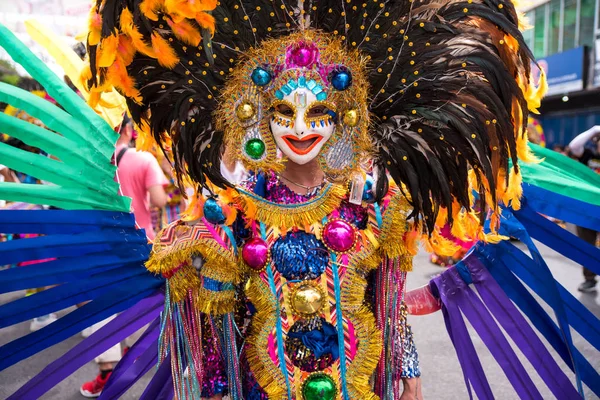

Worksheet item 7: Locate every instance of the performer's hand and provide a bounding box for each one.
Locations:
[405,285,441,315]
[400,377,423,400]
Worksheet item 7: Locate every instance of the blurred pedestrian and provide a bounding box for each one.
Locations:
[80,117,168,398]
[568,126,600,292]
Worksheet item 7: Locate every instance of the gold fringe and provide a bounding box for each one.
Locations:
[167,263,200,302]
[234,184,347,231]
[194,286,236,315]
[377,192,413,264]
[343,257,383,399]
[244,275,289,399]
[147,224,240,285]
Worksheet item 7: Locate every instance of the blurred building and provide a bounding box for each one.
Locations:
[521,0,600,146]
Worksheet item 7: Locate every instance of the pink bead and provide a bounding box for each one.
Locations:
[322,219,356,252]
[288,43,318,68]
[242,237,269,271]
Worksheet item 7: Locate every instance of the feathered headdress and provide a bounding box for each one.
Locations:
[85,0,545,234]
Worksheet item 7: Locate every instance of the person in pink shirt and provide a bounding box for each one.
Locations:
[114,117,169,240]
[80,117,168,397]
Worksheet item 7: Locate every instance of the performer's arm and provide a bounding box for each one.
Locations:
[568,125,600,158]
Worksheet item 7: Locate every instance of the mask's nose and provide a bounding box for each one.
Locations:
[294,108,308,136]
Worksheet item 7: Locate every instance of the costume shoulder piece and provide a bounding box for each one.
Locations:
[147,219,239,314]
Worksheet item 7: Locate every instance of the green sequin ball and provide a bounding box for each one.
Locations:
[245,138,266,160]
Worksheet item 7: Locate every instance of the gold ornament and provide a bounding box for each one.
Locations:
[236,102,256,121]
[290,282,326,316]
[342,109,359,127]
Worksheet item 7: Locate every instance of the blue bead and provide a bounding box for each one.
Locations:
[275,90,284,99]
[288,79,298,89]
[271,231,329,280]
[316,92,328,101]
[281,84,292,95]
[331,70,352,91]
[306,79,317,90]
[203,198,225,224]
[363,175,375,201]
[251,67,272,86]
[312,85,323,94]
[298,76,307,87]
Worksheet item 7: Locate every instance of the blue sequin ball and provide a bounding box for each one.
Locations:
[330,69,352,91]
[271,231,329,280]
[251,67,272,87]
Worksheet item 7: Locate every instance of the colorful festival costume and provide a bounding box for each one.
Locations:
[0,0,600,399]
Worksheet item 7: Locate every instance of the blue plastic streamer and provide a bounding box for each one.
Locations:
[0,210,137,234]
[491,210,584,395]
[0,251,150,293]
[514,201,600,276]
[0,274,162,371]
[0,228,149,265]
[8,293,163,399]
[491,241,600,352]
[480,249,600,397]
[0,265,150,327]
[522,183,600,231]
[139,357,174,400]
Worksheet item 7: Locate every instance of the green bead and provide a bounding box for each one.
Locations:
[302,373,337,400]
[245,138,266,160]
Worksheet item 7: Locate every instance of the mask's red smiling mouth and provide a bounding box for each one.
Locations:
[282,134,323,155]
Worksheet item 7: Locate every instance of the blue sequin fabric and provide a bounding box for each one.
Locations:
[271,231,329,280]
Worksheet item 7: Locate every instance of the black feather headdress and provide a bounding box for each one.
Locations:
[86,0,545,234]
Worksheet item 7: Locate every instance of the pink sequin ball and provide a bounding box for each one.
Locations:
[242,237,270,271]
[322,219,356,252]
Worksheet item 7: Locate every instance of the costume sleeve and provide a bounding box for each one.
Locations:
[146,219,239,396]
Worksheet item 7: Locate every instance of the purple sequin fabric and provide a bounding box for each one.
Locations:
[201,315,228,398]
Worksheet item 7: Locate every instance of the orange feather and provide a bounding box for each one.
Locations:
[151,33,179,68]
[167,19,202,46]
[97,34,118,68]
[108,60,142,103]
[117,35,136,66]
[195,12,216,35]
[139,0,163,21]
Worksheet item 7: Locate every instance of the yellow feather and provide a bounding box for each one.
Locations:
[151,33,179,68]
[120,8,155,57]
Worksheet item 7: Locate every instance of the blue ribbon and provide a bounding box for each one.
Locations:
[287,322,339,360]
[0,210,137,234]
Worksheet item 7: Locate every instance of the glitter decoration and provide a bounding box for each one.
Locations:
[236,101,256,120]
[322,218,357,253]
[302,373,338,400]
[271,231,329,280]
[321,128,356,176]
[242,237,270,271]
[342,109,359,126]
[203,197,225,224]
[285,317,338,372]
[289,281,326,316]
[251,67,272,86]
[245,138,266,160]
[288,42,319,68]
[330,69,352,91]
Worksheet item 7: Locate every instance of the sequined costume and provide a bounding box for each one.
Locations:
[1,0,600,400]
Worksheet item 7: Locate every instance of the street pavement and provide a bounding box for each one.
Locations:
[1,239,599,399]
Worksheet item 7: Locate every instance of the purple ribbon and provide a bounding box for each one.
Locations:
[465,255,581,399]
[140,357,174,400]
[8,291,164,399]
[99,317,161,399]
[433,268,545,399]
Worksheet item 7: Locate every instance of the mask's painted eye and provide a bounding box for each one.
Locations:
[306,105,328,118]
[275,103,295,117]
